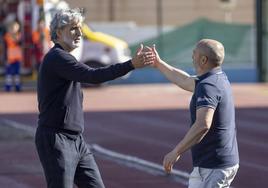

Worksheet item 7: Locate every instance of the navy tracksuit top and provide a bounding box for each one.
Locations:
[37,43,134,133]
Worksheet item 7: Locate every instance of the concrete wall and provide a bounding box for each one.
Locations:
[64,0,255,26]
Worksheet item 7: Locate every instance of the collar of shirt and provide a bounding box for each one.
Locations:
[197,67,223,81]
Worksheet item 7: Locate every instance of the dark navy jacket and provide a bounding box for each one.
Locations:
[190,67,239,168]
[37,44,134,133]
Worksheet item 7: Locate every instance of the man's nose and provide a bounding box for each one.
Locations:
[77,28,82,36]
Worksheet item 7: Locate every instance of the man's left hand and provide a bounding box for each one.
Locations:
[163,149,180,173]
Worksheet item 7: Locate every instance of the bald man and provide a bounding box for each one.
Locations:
[151,39,239,188]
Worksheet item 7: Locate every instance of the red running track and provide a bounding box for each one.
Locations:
[0,83,267,188]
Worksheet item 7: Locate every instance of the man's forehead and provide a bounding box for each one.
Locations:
[67,21,82,28]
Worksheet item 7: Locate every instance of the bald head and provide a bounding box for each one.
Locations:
[196,39,225,66]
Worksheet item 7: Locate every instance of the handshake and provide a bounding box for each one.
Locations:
[131,44,162,69]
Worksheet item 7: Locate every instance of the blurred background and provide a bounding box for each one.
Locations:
[0,0,267,188]
[0,0,267,86]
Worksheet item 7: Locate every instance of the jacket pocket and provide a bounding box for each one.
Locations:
[198,167,215,181]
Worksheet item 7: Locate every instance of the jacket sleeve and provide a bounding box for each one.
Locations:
[53,50,134,84]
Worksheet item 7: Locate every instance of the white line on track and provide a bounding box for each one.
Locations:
[91,144,189,185]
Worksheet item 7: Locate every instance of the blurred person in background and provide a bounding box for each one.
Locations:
[35,8,155,188]
[149,39,239,188]
[0,6,5,73]
[3,20,22,92]
[32,18,52,71]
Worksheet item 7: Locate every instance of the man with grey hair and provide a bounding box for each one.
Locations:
[35,8,155,188]
[149,39,239,188]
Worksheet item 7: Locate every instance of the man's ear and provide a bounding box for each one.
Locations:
[200,55,208,66]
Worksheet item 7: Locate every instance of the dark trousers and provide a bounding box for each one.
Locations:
[35,126,105,188]
[5,61,21,92]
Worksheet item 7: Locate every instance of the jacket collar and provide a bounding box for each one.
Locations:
[54,43,64,50]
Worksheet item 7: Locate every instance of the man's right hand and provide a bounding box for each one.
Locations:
[143,44,162,68]
[131,44,155,68]
[151,45,163,68]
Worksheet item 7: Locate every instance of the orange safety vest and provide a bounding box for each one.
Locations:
[32,28,51,62]
[4,32,23,64]
[32,28,51,49]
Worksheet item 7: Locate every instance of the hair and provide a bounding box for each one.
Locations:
[50,8,84,43]
[197,39,225,66]
[7,20,20,33]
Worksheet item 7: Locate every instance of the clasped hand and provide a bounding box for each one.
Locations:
[131,44,161,68]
